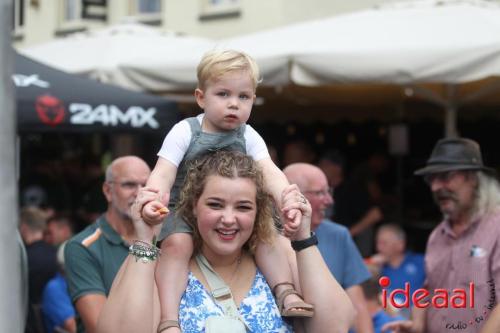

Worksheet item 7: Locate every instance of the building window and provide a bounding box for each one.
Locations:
[199,0,241,20]
[56,0,88,35]
[63,0,82,22]
[12,0,25,33]
[136,0,161,14]
[129,0,161,23]
[81,0,107,22]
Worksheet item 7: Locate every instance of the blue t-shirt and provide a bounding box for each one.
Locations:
[380,252,425,306]
[42,273,76,333]
[372,310,405,333]
[316,220,371,289]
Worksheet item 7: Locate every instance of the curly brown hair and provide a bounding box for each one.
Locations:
[176,150,275,254]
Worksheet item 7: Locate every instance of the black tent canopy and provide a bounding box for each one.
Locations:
[14,54,180,133]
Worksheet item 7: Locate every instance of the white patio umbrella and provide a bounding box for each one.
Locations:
[20,23,215,92]
[217,0,500,136]
[21,1,500,134]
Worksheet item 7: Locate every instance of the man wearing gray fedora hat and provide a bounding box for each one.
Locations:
[384,138,500,333]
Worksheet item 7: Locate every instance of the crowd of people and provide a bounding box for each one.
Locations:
[19,49,500,333]
[20,207,75,333]
[20,152,107,232]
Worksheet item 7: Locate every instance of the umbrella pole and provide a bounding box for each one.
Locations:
[444,85,458,138]
[0,1,24,332]
[411,84,459,138]
[445,105,458,138]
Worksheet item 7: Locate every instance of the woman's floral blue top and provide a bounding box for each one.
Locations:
[179,270,293,332]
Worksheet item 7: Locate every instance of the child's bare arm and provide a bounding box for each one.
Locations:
[142,158,177,224]
[257,157,288,206]
[257,158,301,236]
[147,158,177,202]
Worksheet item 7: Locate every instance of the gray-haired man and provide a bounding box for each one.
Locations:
[384,138,500,333]
[65,156,151,333]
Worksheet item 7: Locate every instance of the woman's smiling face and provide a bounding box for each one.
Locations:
[194,175,257,259]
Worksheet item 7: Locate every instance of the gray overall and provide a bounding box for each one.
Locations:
[158,116,247,240]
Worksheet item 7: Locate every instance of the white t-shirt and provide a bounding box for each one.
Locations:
[157,114,270,167]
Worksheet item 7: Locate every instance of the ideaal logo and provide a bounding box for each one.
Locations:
[379,277,496,330]
[379,276,474,309]
[445,279,496,330]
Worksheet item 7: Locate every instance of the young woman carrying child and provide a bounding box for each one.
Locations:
[141,50,314,332]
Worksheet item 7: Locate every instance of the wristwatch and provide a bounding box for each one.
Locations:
[291,232,318,251]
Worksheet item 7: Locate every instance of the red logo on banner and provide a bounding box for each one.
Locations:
[35,95,65,126]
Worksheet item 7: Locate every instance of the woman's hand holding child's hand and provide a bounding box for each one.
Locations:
[281,185,311,240]
[139,189,169,225]
[131,187,164,242]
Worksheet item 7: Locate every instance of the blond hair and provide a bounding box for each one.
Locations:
[176,150,275,255]
[197,49,261,90]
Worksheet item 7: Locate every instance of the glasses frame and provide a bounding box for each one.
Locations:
[107,180,146,190]
[303,187,334,198]
[423,171,460,185]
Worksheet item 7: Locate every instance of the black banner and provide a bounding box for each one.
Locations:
[14,53,180,133]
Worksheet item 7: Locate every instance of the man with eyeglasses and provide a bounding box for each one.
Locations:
[318,150,384,258]
[384,138,500,333]
[64,156,151,333]
[284,163,374,333]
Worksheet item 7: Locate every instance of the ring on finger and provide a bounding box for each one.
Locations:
[299,195,307,204]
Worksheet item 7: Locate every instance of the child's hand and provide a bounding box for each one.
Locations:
[142,200,169,225]
[280,185,305,238]
[131,188,164,241]
[282,208,301,238]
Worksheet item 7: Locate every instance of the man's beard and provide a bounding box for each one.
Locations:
[433,189,473,222]
[114,201,133,221]
[433,189,457,205]
[433,189,458,216]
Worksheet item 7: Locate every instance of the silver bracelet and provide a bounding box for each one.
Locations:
[129,240,161,263]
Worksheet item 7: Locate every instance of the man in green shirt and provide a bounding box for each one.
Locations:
[65,156,151,333]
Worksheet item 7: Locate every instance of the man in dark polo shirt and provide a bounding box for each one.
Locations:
[384,138,500,333]
[19,206,58,333]
[65,156,151,333]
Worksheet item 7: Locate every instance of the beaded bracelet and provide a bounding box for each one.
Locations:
[129,239,161,263]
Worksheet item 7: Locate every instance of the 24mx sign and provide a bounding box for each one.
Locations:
[70,103,160,129]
